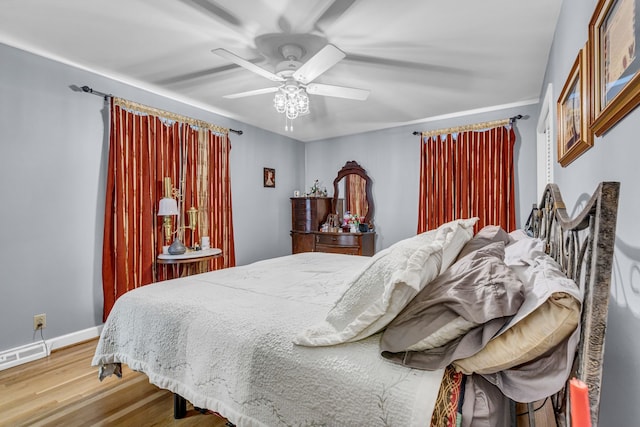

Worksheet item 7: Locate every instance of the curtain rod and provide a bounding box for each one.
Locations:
[79,85,243,135]
[412,114,522,137]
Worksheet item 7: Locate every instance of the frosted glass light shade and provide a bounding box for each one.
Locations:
[158,198,179,216]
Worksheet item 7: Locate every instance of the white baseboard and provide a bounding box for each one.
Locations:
[0,325,103,371]
[48,325,104,352]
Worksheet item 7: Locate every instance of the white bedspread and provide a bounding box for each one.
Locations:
[92,252,444,427]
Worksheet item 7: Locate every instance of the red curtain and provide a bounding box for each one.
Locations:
[102,99,235,321]
[417,126,516,233]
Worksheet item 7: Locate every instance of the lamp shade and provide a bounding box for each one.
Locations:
[158,198,179,216]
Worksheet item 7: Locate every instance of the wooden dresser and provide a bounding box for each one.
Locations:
[290,197,375,256]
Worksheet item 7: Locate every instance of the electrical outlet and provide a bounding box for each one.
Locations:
[33,313,46,330]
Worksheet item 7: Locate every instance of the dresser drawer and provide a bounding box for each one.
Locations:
[315,244,360,255]
[291,232,315,254]
[316,233,358,247]
[294,219,314,231]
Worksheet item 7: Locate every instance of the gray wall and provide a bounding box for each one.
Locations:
[305,102,540,252]
[0,43,303,351]
[542,0,640,424]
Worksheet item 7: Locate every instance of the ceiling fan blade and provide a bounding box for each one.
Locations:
[181,0,242,27]
[179,0,254,44]
[306,83,369,100]
[293,44,346,84]
[277,15,292,33]
[284,0,357,34]
[156,63,240,86]
[345,53,471,76]
[313,0,358,31]
[212,48,284,82]
[223,87,279,99]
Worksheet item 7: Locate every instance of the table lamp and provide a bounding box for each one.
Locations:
[158,196,179,251]
[158,177,198,255]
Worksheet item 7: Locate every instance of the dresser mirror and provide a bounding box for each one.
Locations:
[332,161,374,228]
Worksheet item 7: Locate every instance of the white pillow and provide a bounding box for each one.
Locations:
[507,228,530,242]
[504,234,545,266]
[293,218,478,346]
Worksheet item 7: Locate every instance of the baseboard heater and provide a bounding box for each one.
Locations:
[0,341,48,371]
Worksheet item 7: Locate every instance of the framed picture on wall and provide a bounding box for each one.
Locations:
[589,0,640,136]
[263,167,276,188]
[557,45,593,167]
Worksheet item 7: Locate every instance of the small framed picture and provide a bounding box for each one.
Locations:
[263,168,275,188]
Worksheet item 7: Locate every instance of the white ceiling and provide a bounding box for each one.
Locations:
[0,0,561,141]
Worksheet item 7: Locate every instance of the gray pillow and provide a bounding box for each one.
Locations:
[380,242,525,370]
[455,225,510,261]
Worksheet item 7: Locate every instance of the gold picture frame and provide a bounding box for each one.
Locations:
[589,0,640,136]
[557,46,593,167]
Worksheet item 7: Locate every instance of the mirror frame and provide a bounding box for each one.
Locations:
[332,160,374,227]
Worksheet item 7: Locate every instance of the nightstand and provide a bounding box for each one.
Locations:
[156,248,223,280]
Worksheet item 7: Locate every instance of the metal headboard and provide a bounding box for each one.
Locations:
[529,182,620,426]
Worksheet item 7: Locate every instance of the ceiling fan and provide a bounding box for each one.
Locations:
[170,1,468,91]
[212,40,370,126]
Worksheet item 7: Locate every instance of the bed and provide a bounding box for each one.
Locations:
[92,181,619,426]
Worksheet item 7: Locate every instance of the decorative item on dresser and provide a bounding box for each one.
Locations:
[290,161,376,256]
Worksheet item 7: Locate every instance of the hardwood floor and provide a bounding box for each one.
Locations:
[0,339,228,427]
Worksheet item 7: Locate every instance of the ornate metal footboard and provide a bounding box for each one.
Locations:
[530,182,620,427]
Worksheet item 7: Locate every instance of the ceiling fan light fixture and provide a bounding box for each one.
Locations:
[296,91,309,113]
[286,103,299,120]
[274,92,286,113]
[274,86,309,124]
